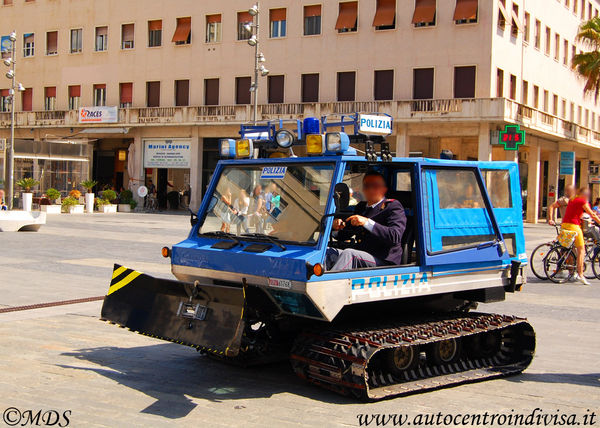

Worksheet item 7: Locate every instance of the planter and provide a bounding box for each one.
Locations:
[22,192,33,212]
[85,193,95,214]
[118,204,131,212]
[101,204,117,214]
[68,204,85,214]
[41,205,61,214]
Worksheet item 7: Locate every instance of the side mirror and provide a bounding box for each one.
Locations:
[333,183,350,212]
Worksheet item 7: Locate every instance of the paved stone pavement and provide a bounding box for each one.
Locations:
[0,214,598,427]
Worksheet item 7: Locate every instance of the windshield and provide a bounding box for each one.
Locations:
[199,163,335,245]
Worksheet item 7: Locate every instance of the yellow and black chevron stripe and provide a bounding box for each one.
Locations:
[107,266,142,295]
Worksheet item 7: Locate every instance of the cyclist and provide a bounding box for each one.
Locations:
[561,187,600,285]
[548,185,575,226]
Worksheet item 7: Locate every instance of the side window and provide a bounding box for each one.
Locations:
[482,169,512,208]
[395,171,411,191]
[422,168,498,253]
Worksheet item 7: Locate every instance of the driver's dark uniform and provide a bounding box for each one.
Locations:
[326,198,406,271]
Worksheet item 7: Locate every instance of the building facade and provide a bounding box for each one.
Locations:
[0,0,599,220]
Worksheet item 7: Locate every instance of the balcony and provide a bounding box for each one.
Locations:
[2,98,599,148]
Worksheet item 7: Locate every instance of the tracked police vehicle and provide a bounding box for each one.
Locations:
[101,113,535,400]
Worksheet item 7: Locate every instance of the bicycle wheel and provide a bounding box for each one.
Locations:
[584,242,597,279]
[543,246,575,284]
[530,242,553,280]
[592,249,600,279]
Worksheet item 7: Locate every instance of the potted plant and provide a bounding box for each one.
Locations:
[118,189,134,212]
[62,196,83,214]
[41,188,61,214]
[98,189,117,213]
[16,177,39,211]
[81,180,97,214]
[66,189,84,213]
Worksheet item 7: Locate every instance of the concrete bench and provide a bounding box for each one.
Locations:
[0,211,46,232]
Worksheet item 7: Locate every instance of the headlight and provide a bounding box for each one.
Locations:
[325,132,350,153]
[236,139,253,158]
[219,139,236,158]
[275,129,296,148]
[306,134,324,155]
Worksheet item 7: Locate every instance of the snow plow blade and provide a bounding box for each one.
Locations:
[100,264,246,356]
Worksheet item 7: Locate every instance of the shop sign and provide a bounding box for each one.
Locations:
[143,140,191,169]
[78,106,118,123]
[589,175,600,184]
[498,124,525,151]
[559,151,576,176]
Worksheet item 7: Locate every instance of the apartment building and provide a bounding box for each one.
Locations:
[0,0,599,220]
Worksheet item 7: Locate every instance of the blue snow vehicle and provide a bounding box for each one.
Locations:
[101,113,535,400]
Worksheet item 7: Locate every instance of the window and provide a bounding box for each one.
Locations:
[94,84,106,106]
[206,14,222,43]
[172,17,191,45]
[574,0,578,14]
[564,40,569,65]
[46,31,57,55]
[544,26,551,55]
[413,68,434,99]
[174,79,189,106]
[237,12,253,40]
[3,0,12,4]
[270,8,287,38]
[543,90,549,112]
[95,26,108,52]
[301,73,319,102]
[522,80,528,104]
[68,85,80,110]
[121,23,134,49]
[304,5,322,35]
[44,87,56,111]
[483,169,512,209]
[119,82,132,108]
[581,0,585,19]
[148,20,162,47]
[496,68,504,97]
[554,33,560,61]
[509,74,517,100]
[553,94,559,116]
[374,0,396,30]
[454,66,476,98]
[204,78,219,105]
[577,105,582,123]
[336,1,358,32]
[562,99,567,119]
[235,76,251,104]
[534,19,541,49]
[23,33,34,57]
[413,0,436,27]
[0,89,10,112]
[572,45,576,65]
[498,0,507,29]
[70,29,82,53]
[533,85,539,109]
[268,75,284,103]
[22,88,32,111]
[510,3,520,38]
[523,12,530,43]
[454,0,478,24]
[374,70,394,100]
[146,81,160,107]
[337,71,356,101]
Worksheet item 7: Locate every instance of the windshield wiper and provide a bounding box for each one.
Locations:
[241,233,287,251]
[201,231,240,246]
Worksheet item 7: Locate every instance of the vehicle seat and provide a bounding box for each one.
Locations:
[401,215,415,265]
[386,191,412,212]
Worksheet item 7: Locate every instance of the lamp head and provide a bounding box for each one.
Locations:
[248,4,259,16]
[3,58,12,67]
[247,35,257,46]
[5,70,14,79]
[8,32,16,42]
[243,23,252,33]
[17,83,25,92]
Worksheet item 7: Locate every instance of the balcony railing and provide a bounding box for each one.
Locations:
[2,98,599,148]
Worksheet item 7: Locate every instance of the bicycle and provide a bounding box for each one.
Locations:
[543,232,598,283]
[529,225,560,280]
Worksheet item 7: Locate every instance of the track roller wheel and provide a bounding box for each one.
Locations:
[428,338,462,365]
[464,331,501,358]
[384,345,419,375]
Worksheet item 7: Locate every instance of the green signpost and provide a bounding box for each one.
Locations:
[498,124,525,151]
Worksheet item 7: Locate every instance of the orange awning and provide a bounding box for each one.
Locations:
[45,87,56,98]
[148,20,162,31]
[120,83,133,103]
[206,14,221,24]
[304,5,321,17]
[1,89,10,97]
[373,0,395,27]
[68,85,80,97]
[270,8,286,22]
[453,0,478,21]
[238,11,253,24]
[412,0,436,24]
[335,2,358,30]
[172,17,191,43]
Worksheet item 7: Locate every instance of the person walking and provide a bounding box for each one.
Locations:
[561,187,600,285]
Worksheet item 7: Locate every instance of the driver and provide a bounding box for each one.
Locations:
[326,171,406,271]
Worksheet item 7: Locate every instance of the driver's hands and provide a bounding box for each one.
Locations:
[346,215,368,227]
[333,218,345,230]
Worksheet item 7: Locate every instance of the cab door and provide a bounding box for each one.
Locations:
[419,164,510,267]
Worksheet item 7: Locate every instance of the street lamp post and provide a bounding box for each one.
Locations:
[3,31,25,210]
[246,3,269,125]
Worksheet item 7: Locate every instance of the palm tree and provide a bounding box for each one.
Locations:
[573,17,600,100]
